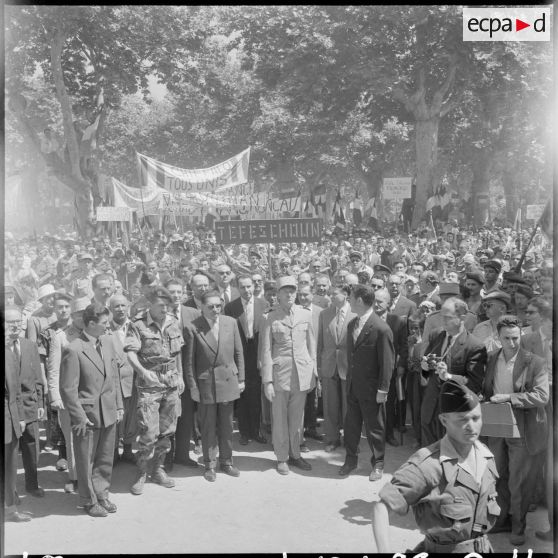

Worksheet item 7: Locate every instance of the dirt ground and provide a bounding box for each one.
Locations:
[4,427,554,556]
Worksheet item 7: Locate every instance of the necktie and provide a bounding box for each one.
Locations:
[443,334,453,360]
[223,289,230,305]
[95,339,103,360]
[12,339,20,362]
[245,300,254,339]
[336,308,344,338]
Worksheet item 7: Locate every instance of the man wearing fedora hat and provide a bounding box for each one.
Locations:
[472,291,511,352]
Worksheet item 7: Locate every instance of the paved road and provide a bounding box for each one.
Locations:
[5,429,553,555]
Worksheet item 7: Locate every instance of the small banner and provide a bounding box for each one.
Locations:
[215,218,323,245]
[96,206,131,221]
[137,148,250,194]
[526,204,545,220]
[383,177,413,199]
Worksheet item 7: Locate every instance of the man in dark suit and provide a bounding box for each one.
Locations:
[481,315,548,546]
[108,294,136,463]
[420,297,487,446]
[339,284,395,482]
[165,278,201,468]
[60,303,124,517]
[184,290,245,482]
[372,289,408,447]
[224,276,267,445]
[387,274,417,319]
[4,313,32,522]
[5,307,46,498]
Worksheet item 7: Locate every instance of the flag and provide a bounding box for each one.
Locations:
[538,199,552,239]
[313,194,326,218]
[332,190,345,225]
[513,208,522,232]
[425,184,450,212]
[352,191,363,226]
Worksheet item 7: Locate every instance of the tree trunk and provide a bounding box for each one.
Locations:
[502,166,519,224]
[412,117,439,228]
[470,147,491,225]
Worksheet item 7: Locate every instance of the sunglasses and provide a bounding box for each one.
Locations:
[218,271,231,275]
[371,284,383,289]
[206,304,222,310]
[525,309,538,315]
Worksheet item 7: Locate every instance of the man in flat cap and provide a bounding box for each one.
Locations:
[260,276,316,475]
[349,250,374,278]
[371,380,499,553]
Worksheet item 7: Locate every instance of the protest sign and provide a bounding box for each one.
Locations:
[383,177,413,199]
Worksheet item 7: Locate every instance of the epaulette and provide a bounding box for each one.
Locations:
[407,442,440,466]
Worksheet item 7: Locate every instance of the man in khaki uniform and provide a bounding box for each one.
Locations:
[260,276,316,475]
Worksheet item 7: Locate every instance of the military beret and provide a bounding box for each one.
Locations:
[349,250,363,260]
[482,290,511,308]
[465,271,485,285]
[440,380,480,414]
[423,271,439,284]
[439,282,460,296]
[502,272,526,285]
[54,291,73,302]
[146,286,173,303]
[276,276,297,291]
[263,280,277,292]
[484,260,502,273]
[374,264,392,275]
[249,250,262,260]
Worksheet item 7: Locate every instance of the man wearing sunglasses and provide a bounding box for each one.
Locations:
[214,264,240,308]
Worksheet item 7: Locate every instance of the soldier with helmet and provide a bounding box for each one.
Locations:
[124,286,185,495]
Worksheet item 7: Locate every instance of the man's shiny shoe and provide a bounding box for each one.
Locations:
[98,498,117,513]
[64,480,77,493]
[325,440,341,452]
[305,429,324,441]
[175,456,199,467]
[338,461,357,476]
[56,458,68,471]
[204,468,217,482]
[510,532,526,546]
[386,435,400,447]
[277,461,290,475]
[299,443,310,453]
[288,456,312,471]
[84,503,108,517]
[220,464,240,477]
[253,434,267,444]
[27,487,45,498]
[239,435,250,445]
[6,510,32,522]
[369,468,384,482]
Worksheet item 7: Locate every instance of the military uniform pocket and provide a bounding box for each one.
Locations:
[439,502,473,531]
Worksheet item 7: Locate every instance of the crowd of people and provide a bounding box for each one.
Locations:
[3,219,553,551]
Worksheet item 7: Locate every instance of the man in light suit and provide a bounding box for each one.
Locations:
[4,312,32,522]
[260,276,316,475]
[339,284,395,482]
[165,278,201,468]
[481,315,549,546]
[60,303,123,517]
[184,290,245,482]
[317,285,356,451]
[224,276,267,445]
[108,295,137,464]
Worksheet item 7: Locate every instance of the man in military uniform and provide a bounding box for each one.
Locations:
[371,381,500,554]
[260,276,317,475]
[65,252,97,299]
[124,286,185,495]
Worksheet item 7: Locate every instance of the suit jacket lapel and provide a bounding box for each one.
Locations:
[81,335,105,374]
[484,350,500,398]
[197,317,218,354]
[355,314,375,348]
[512,348,527,387]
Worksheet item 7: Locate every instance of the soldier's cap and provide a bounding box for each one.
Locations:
[71,297,90,314]
[423,271,439,284]
[276,276,298,291]
[349,250,363,261]
[404,275,419,284]
[54,291,73,302]
[249,250,262,259]
[146,286,173,303]
[465,271,485,285]
[37,284,56,301]
[263,280,277,292]
[440,380,480,414]
[515,285,534,299]
[78,252,94,261]
[484,259,502,273]
[482,290,511,308]
[374,264,392,275]
[439,282,460,296]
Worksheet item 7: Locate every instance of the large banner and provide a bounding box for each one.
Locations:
[137,148,250,194]
[215,218,322,245]
[96,206,131,221]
